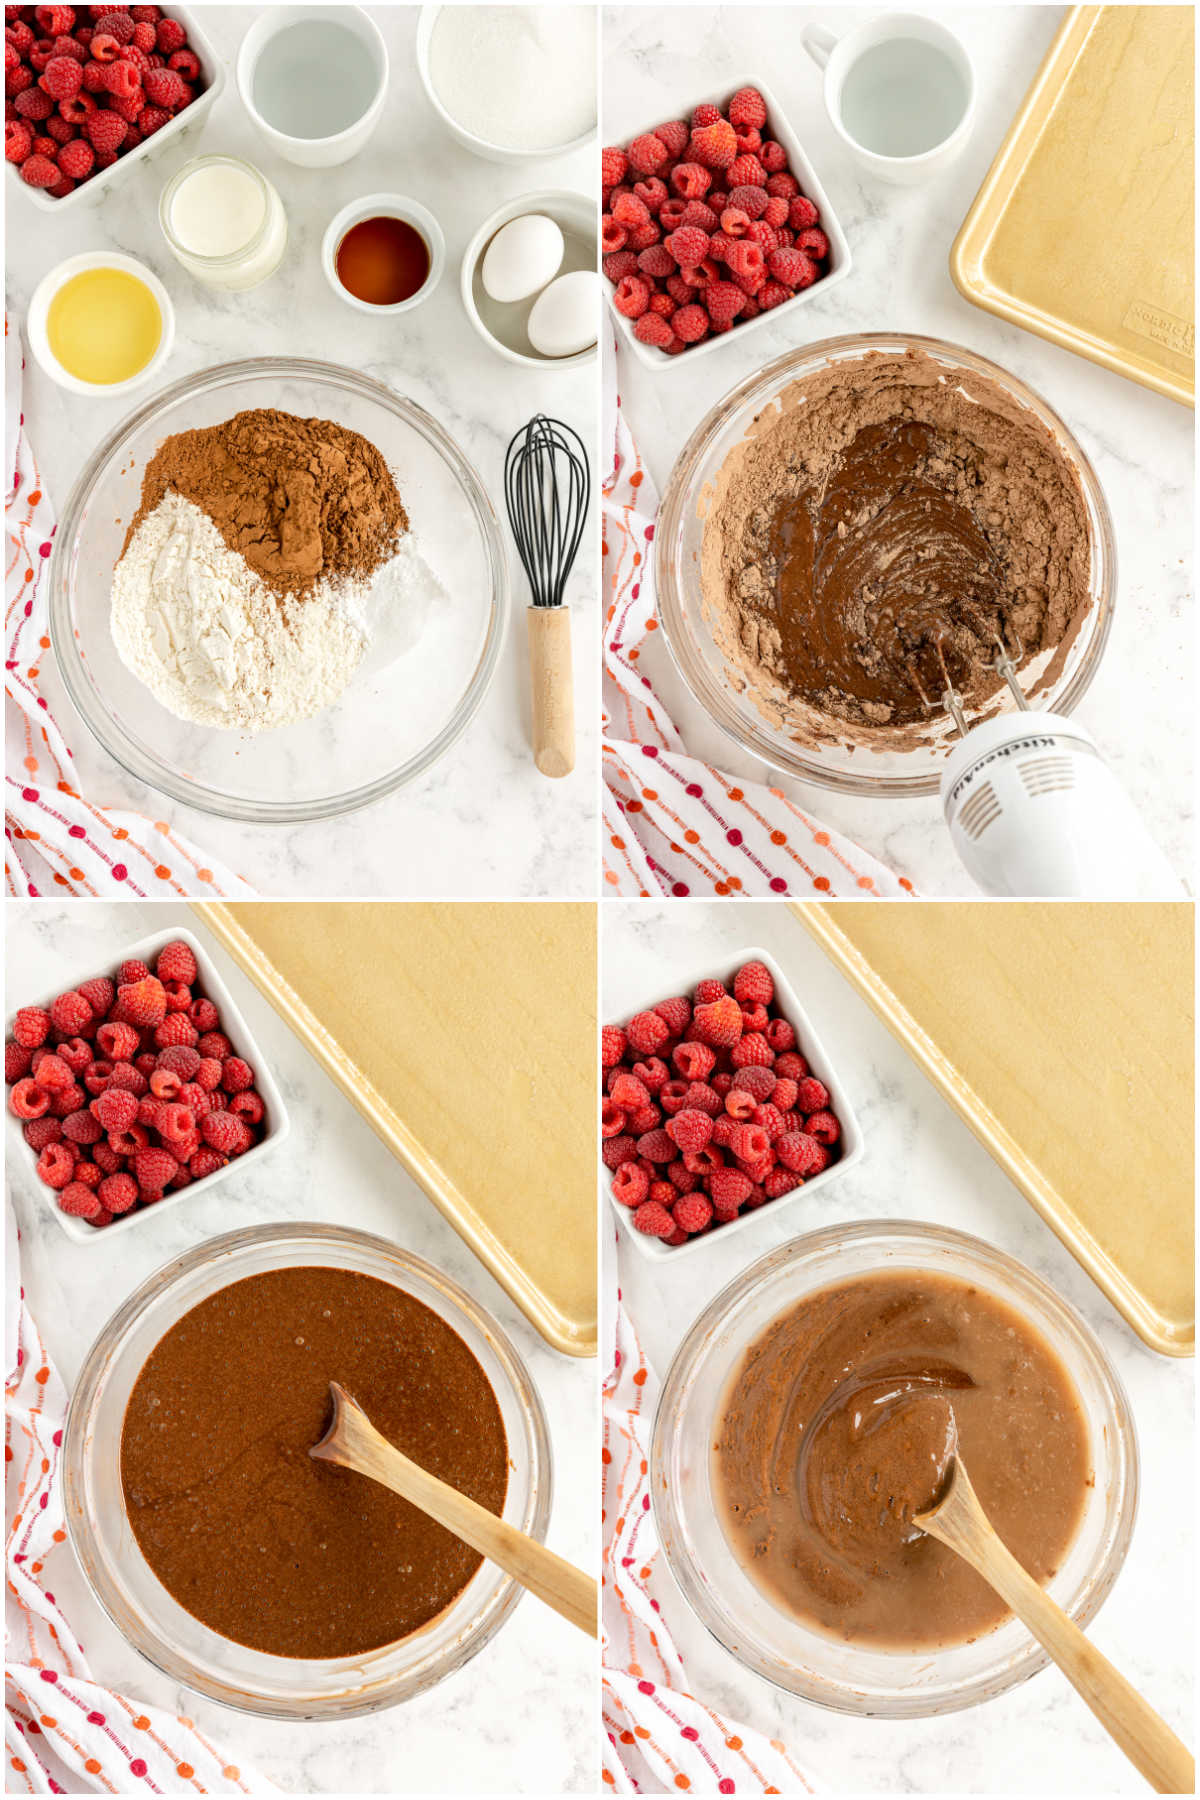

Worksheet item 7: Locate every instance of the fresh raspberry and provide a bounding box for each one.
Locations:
[215,1055,251,1094]
[44,114,77,143]
[613,273,651,320]
[106,1060,145,1095]
[751,1101,787,1142]
[601,144,627,186]
[761,1168,799,1199]
[38,52,80,98]
[199,1110,253,1155]
[752,280,787,312]
[759,140,788,173]
[183,1001,216,1039]
[690,979,724,1006]
[130,17,154,49]
[670,1041,715,1085]
[665,302,704,344]
[728,86,767,130]
[631,1199,674,1239]
[13,1007,51,1048]
[794,227,829,263]
[676,200,717,234]
[98,1171,138,1213]
[135,99,167,132]
[149,1067,181,1102]
[4,117,32,160]
[627,130,667,175]
[673,1192,713,1234]
[692,993,743,1048]
[37,1141,76,1189]
[150,937,196,988]
[229,1089,264,1126]
[57,1041,91,1082]
[114,974,165,1028]
[777,1131,824,1175]
[10,1077,50,1119]
[704,280,746,327]
[804,1110,840,1147]
[609,1070,650,1114]
[732,961,773,1007]
[625,219,660,250]
[688,118,737,170]
[785,195,818,232]
[157,1099,195,1141]
[790,1076,826,1114]
[633,174,667,214]
[730,1032,772,1070]
[665,224,709,268]
[91,1086,137,1133]
[61,1107,103,1145]
[658,1080,690,1117]
[766,246,816,290]
[725,239,765,290]
[154,17,185,55]
[92,1140,122,1173]
[87,29,121,60]
[728,1068,774,1108]
[93,10,135,42]
[650,1178,681,1210]
[727,185,768,222]
[633,244,671,281]
[132,1144,177,1190]
[690,101,721,127]
[101,55,140,99]
[15,84,54,118]
[681,1080,722,1117]
[197,1030,231,1061]
[23,1116,62,1151]
[59,1180,102,1219]
[626,1009,670,1056]
[5,1040,33,1082]
[601,215,627,254]
[709,1165,753,1208]
[635,1127,675,1165]
[5,59,34,97]
[611,191,650,230]
[764,169,799,199]
[153,1013,197,1050]
[669,160,711,200]
[611,1160,649,1207]
[82,1060,111,1096]
[654,117,688,158]
[71,1160,102,1189]
[665,273,693,305]
[728,153,766,189]
[182,1147,223,1181]
[601,1097,626,1139]
[730,1121,771,1164]
[601,252,637,286]
[633,312,673,348]
[94,1019,136,1061]
[631,1056,669,1095]
[34,6,75,33]
[118,957,151,985]
[665,1108,713,1155]
[32,1052,71,1091]
[659,199,687,233]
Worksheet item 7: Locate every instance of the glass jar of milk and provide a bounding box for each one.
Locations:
[159,155,288,291]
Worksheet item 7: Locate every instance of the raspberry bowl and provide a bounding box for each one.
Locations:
[5,926,288,1243]
[602,945,864,1262]
[652,1221,1138,1717]
[655,332,1116,796]
[48,357,508,823]
[604,77,851,369]
[5,6,224,217]
[63,1223,552,1718]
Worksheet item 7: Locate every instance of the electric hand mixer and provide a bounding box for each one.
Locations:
[935,637,1180,897]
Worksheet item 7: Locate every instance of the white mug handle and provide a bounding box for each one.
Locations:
[801,24,838,70]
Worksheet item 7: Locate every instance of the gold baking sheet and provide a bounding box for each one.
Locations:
[951,6,1194,407]
[791,902,1194,1357]
[195,902,596,1357]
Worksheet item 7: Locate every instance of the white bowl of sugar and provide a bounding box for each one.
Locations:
[417,4,597,164]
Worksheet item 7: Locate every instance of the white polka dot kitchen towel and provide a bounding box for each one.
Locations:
[5,1196,276,1796]
[5,329,254,900]
[602,330,915,900]
[601,1226,823,1795]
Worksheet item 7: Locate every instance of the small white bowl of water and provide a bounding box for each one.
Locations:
[237,4,388,168]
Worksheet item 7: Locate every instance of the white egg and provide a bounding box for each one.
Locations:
[527,270,599,359]
[481,213,564,304]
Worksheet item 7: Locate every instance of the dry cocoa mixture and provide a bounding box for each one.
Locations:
[700,352,1093,741]
[124,409,408,599]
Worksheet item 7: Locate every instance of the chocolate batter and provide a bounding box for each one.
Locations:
[120,1266,508,1658]
[712,1270,1090,1649]
[701,351,1092,739]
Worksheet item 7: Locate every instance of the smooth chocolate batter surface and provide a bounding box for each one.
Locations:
[712,1269,1090,1649]
[701,351,1092,740]
[120,1266,508,1658]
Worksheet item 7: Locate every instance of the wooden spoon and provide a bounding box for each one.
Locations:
[310,1382,597,1638]
[915,1456,1194,1794]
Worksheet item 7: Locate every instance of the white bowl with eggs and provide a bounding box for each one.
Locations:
[461,190,598,370]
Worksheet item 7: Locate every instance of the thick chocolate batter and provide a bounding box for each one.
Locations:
[120,1267,508,1658]
[712,1270,1090,1649]
[702,351,1092,738]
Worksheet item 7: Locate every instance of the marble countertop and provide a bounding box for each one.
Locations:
[603,4,1194,898]
[7,900,597,1795]
[603,901,1193,1795]
[6,6,597,900]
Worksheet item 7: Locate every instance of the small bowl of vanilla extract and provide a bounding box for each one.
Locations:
[322,193,445,314]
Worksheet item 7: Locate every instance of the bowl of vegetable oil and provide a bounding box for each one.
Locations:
[28,253,175,398]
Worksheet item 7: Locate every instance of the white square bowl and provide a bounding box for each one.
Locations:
[7,5,225,216]
[5,926,288,1242]
[606,75,852,371]
[602,943,864,1262]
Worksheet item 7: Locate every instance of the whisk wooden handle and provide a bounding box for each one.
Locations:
[527,605,575,779]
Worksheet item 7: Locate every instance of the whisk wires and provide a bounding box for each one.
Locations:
[505,415,590,609]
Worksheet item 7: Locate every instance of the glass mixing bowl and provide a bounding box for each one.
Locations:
[63,1224,550,1719]
[49,359,508,823]
[652,1222,1137,1718]
[655,333,1116,797]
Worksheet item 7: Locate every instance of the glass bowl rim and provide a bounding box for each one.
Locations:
[48,355,510,825]
[654,330,1117,799]
[650,1218,1138,1718]
[63,1220,551,1719]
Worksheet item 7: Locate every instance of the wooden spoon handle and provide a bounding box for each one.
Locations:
[921,1468,1193,1794]
[313,1386,596,1638]
[527,604,575,778]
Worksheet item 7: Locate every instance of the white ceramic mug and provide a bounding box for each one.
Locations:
[802,12,975,185]
[237,5,388,168]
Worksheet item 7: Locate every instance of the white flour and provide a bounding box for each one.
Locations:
[111,492,441,733]
[427,6,596,150]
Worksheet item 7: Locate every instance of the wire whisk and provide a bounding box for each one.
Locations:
[504,415,590,609]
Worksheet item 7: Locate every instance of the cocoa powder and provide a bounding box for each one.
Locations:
[125,409,408,599]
